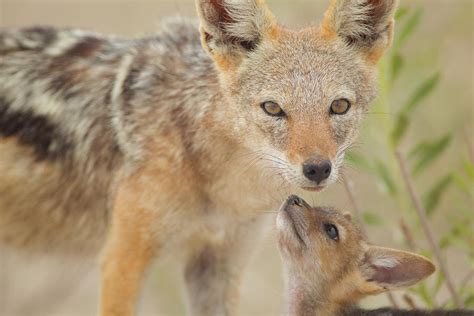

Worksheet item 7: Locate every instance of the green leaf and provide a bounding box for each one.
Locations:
[395,7,410,21]
[345,151,373,171]
[451,223,471,238]
[408,141,431,159]
[393,8,423,51]
[439,222,473,252]
[362,212,384,226]
[439,235,452,249]
[403,73,441,114]
[423,174,453,216]
[452,173,473,196]
[411,134,452,176]
[420,249,433,260]
[464,293,474,307]
[463,160,474,181]
[374,160,398,195]
[390,53,404,82]
[417,282,434,307]
[391,113,410,147]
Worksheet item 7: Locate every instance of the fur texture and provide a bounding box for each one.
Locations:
[0,1,398,315]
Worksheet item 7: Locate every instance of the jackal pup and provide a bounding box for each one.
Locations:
[0,0,397,315]
[277,196,472,316]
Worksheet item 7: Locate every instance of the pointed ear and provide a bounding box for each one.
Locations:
[195,0,277,69]
[321,0,398,63]
[360,246,435,292]
[343,212,353,222]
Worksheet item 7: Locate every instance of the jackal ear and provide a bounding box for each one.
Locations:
[321,0,398,63]
[360,246,435,293]
[195,0,277,69]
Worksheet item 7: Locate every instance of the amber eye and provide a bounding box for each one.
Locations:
[261,101,285,117]
[330,99,351,115]
[324,223,339,241]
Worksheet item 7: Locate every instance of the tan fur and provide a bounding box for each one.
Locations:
[287,116,337,164]
[100,172,163,316]
[0,138,108,254]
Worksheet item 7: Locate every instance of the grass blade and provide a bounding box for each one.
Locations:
[362,211,384,226]
[391,112,410,147]
[411,134,452,176]
[390,53,404,82]
[423,174,453,216]
[345,151,373,171]
[395,7,410,21]
[403,73,441,114]
[374,160,398,195]
[393,8,423,51]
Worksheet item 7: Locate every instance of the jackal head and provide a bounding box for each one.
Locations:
[196,0,397,191]
[276,196,435,309]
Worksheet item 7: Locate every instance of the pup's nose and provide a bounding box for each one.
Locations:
[286,195,303,207]
[302,160,332,184]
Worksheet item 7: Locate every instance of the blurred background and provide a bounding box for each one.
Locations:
[0,0,472,315]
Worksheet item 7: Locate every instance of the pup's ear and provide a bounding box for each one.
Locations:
[343,212,353,222]
[321,0,398,63]
[359,246,435,293]
[195,0,277,69]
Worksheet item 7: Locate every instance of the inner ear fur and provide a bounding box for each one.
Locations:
[321,0,398,63]
[360,246,435,291]
[195,0,277,68]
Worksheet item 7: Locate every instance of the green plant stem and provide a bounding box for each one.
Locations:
[395,150,464,308]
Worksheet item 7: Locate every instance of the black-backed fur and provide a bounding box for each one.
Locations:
[0,97,72,161]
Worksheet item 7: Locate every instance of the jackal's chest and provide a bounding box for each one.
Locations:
[159,155,289,255]
[208,150,292,215]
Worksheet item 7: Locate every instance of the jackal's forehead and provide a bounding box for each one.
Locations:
[236,33,375,110]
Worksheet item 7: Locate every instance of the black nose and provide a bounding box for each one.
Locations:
[286,195,303,207]
[303,160,332,184]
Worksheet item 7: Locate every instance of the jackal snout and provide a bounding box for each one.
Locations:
[286,116,339,189]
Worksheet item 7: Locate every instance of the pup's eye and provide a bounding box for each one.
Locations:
[324,223,339,241]
[330,99,351,115]
[261,101,285,117]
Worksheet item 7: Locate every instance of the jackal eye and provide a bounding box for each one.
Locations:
[261,101,286,117]
[324,223,339,241]
[330,99,351,115]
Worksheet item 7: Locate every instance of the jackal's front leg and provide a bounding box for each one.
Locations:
[183,217,266,316]
[100,180,158,316]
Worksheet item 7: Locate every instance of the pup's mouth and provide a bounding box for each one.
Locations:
[277,195,310,245]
